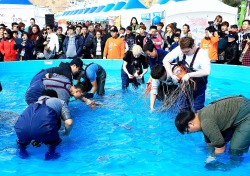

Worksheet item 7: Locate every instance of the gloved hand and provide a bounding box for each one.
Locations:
[85,99,92,106]
[85,93,94,99]
[205,155,216,164]
[181,73,190,82]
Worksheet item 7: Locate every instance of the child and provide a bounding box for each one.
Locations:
[169,33,180,52]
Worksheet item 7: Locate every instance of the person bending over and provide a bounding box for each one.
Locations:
[77,62,106,99]
[175,95,250,165]
[149,64,177,110]
[15,89,73,160]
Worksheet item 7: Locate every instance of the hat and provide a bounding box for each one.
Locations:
[0,23,7,28]
[70,58,83,70]
[110,26,118,32]
[230,24,238,29]
[68,25,75,30]
[126,26,132,31]
[226,32,238,40]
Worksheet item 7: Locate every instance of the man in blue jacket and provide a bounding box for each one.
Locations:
[63,25,83,59]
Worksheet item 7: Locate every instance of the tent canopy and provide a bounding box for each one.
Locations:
[112,1,126,11]
[165,0,237,17]
[122,0,147,10]
[88,6,98,13]
[94,5,105,13]
[0,0,32,4]
[102,3,115,12]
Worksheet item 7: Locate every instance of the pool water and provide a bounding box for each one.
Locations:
[0,61,250,175]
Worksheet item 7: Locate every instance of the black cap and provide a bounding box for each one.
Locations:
[68,25,75,30]
[226,31,238,40]
[110,26,118,32]
[230,24,238,29]
[0,23,7,28]
[70,58,83,70]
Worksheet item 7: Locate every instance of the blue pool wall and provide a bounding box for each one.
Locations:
[0,59,250,81]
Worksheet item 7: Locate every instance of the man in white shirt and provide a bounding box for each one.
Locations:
[163,37,210,112]
[44,24,59,59]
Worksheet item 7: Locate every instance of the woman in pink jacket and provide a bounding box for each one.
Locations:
[0,29,17,62]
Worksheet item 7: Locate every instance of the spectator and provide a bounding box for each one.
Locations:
[0,29,17,61]
[82,25,94,59]
[34,29,47,59]
[18,32,34,60]
[169,33,180,52]
[75,25,82,36]
[241,33,250,66]
[144,25,163,49]
[28,18,40,35]
[103,26,125,59]
[17,22,25,38]
[44,24,59,59]
[11,22,18,31]
[163,23,175,51]
[125,26,135,51]
[63,25,83,59]
[200,26,219,61]
[130,17,140,35]
[119,27,125,35]
[157,22,165,38]
[135,24,146,48]
[92,30,105,59]
[29,24,41,45]
[224,32,239,65]
[56,26,66,57]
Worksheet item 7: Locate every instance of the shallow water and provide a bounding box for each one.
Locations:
[0,68,250,175]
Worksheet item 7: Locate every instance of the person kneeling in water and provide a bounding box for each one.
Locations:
[15,89,73,160]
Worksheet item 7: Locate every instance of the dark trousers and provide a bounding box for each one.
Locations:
[96,66,106,96]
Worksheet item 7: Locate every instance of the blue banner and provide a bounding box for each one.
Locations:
[152,11,165,19]
[141,13,151,21]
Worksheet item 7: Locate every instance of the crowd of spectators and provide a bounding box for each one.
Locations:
[0,15,250,66]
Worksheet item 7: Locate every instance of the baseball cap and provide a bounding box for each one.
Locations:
[67,25,75,30]
[226,31,238,40]
[110,26,118,32]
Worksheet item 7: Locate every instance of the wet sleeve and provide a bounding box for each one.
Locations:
[60,101,71,121]
[201,119,225,148]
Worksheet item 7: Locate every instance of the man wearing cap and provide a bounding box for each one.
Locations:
[175,95,250,162]
[224,31,239,64]
[103,25,125,59]
[63,25,83,59]
[125,26,135,51]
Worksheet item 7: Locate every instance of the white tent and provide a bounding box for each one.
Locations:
[162,0,238,45]
[0,4,51,29]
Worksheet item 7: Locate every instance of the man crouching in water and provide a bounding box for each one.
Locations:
[15,90,73,160]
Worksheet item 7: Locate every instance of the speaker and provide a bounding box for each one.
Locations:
[45,14,54,26]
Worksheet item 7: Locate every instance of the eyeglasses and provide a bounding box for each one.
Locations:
[46,28,50,30]
[43,33,47,35]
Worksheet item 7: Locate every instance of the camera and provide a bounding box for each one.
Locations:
[208,21,214,26]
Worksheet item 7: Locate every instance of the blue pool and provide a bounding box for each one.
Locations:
[0,60,250,175]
